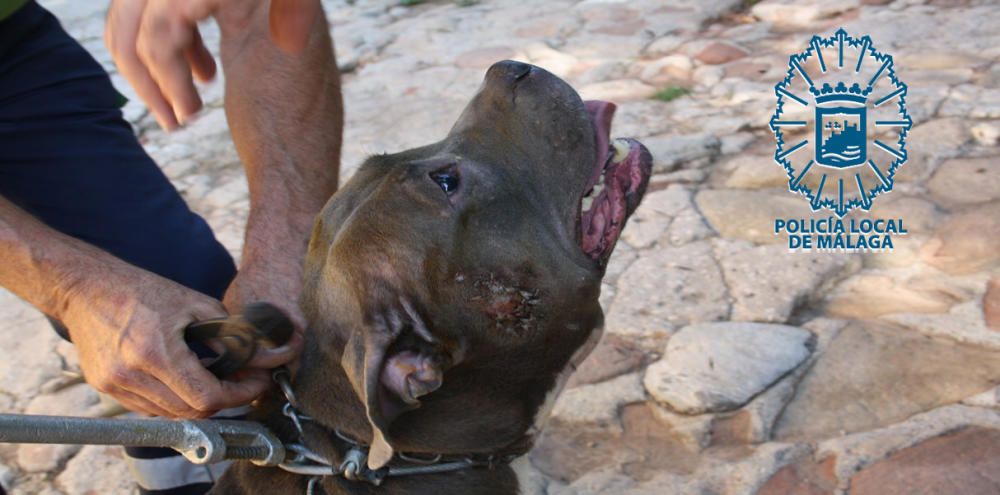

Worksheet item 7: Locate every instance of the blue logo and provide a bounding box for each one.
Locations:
[770,29,911,217]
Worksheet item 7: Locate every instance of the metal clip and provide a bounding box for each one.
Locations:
[339,447,387,486]
[339,447,366,481]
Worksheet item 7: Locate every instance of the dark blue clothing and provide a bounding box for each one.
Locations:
[0,3,237,494]
[0,1,236,302]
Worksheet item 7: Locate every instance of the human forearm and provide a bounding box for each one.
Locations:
[104,0,325,350]
[0,195,287,417]
[0,195,139,322]
[213,1,340,327]
[218,0,341,265]
[0,196,228,416]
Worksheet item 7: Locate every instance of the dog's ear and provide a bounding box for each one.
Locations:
[341,299,457,470]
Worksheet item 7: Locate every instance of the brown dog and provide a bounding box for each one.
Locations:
[211,60,652,494]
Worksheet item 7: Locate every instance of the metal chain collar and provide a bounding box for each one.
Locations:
[271,368,516,494]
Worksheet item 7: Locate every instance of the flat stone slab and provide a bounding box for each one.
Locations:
[927,157,1000,207]
[604,242,729,344]
[758,456,838,495]
[552,373,645,425]
[567,334,646,388]
[644,322,813,414]
[642,134,721,174]
[534,402,700,485]
[695,41,749,65]
[751,0,860,27]
[851,427,1000,495]
[720,154,789,189]
[774,321,1000,441]
[921,201,1000,275]
[714,239,856,323]
[694,189,813,245]
[56,445,134,495]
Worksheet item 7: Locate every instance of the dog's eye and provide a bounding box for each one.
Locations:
[430,170,459,195]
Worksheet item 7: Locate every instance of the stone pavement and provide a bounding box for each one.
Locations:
[1,0,998,493]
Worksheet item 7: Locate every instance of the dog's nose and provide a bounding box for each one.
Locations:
[487,60,534,83]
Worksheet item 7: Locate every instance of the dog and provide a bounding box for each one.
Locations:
[211,60,653,494]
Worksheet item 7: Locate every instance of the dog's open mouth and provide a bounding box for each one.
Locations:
[579,100,653,264]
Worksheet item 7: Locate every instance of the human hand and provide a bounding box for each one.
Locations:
[222,259,306,371]
[105,0,322,130]
[63,269,275,418]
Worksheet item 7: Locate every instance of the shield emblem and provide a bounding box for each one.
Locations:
[815,105,866,168]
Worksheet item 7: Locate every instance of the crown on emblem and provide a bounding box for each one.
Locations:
[811,81,870,105]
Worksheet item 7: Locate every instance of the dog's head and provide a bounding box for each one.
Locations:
[299,61,651,468]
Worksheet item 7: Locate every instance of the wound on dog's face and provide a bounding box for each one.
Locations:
[467,272,540,334]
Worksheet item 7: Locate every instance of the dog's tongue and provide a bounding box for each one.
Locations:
[585,100,615,168]
[579,100,653,263]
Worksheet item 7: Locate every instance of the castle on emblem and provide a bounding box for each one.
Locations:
[814,82,869,168]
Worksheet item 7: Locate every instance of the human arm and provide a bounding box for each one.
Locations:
[0,196,285,417]
[106,0,341,336]
[215,0,341,331]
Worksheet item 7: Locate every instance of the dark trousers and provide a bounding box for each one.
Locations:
[0,2,238,493]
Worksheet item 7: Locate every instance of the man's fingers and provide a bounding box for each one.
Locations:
[244,328,303,369]
[120,58,179,130]
[110,387,174,418]
[217,369,273,403]
[186,28,217,83]
[156,352,270,413]
[137,3,203,125]
[269,0,322,55]
[242,347,296,370]
[106,0,179,130]
[124,372,208,418]
[187,298,228,323]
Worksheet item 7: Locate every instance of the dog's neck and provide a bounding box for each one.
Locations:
[286,347,540,454]
[259,354,525,494]
[264,322,602,494]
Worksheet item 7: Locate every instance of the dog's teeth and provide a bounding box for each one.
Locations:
[592,183,605,196]
[611,139,630,163]
[581,196,594,212]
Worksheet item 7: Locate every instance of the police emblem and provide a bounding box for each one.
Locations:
[770,29,911,217]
